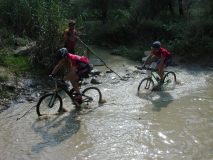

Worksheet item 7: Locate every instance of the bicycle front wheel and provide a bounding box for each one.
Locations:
[36,93,62,116]
[82,87,102,107]
[138,78,154,95]
[163,71,176,90]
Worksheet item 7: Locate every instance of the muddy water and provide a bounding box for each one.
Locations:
[1,46,213,159]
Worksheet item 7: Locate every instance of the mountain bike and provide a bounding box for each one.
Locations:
[36,76,102,116]
[137,66,176,94]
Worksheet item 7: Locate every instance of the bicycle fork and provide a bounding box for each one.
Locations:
[48,92,57,108]
[145,78,152,89]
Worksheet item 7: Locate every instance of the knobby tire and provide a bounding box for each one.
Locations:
[138,78,155,94]
[36,93,62,116]
[163,71,176,90]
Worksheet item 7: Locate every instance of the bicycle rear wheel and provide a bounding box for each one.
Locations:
[82,87,102,107]
[36,93,62,116]
[163,71,176,90]
[138,78,154,95]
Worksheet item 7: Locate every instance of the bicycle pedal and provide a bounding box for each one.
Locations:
[72,100,83,105]
[73,100,82,107]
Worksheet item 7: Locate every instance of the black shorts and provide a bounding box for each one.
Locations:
[76,65,91,78]
[157,58,172,67]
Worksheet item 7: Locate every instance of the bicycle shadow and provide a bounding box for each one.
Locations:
[30,109,80,153]
[138,90,174,112]
[30,99,104,153]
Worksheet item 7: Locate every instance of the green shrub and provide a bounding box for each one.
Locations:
[4,56,29,75]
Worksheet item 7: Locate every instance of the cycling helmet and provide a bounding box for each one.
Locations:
[56,48,68,60]
[152,41,161,49]
[69,20,76,25]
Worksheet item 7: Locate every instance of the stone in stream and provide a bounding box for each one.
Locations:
[90,69,102,76]
[90,78,102,84]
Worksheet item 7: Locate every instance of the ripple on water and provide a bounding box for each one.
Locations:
[1,56,213,159]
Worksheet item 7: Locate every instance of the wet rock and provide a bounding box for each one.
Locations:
[106,70,113,73]
[25,96,35,102]
[90,69,102,76]
[142,55,158,62]
[14,42,36,57]
[18,99,26,103]
[122,75,130,79]
[91,78,102,84]
[111,80,120,84]
[82,81,89,85]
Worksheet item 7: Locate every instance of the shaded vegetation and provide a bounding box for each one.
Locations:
[0,0,212,77]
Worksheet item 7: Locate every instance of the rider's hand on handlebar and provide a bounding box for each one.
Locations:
[49,74,54,78]
[141,64,145,68]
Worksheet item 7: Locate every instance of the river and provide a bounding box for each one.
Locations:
[0,45,213,160]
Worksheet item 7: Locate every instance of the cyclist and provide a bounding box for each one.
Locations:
[61,20,78,54]
[50,48,91,100]
[142,41,172,87]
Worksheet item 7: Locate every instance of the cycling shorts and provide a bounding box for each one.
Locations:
[157,58,172,67]
[76,65,91,78]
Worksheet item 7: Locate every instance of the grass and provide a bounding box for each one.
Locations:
[3,56,29,75]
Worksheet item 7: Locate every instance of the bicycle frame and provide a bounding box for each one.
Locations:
[144,67,159,83]
[137,64,177,94]
[51,77,84,107]
[36,76,103,116]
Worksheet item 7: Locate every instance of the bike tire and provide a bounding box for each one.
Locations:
[163,71,176,90]
[36,93,63,116]
[82,87,102,107]
[138,78,155,95]
[69,88,82,108]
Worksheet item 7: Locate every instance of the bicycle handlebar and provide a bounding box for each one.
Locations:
[136,66,158,72]
[48,75,83,87]
[143,66,158,72]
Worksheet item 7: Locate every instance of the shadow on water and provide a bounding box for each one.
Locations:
[31,109,80,153]
[138,90,174,112]
[150,92,173,112]
[30,101,104,153]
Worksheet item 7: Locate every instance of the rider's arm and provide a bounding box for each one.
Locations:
[143,54,153,66]
[51,58,65,75]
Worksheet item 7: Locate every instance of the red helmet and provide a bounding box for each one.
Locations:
[69,20,76,25]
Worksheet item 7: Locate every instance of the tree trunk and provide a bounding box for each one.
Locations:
[178,0,184,15]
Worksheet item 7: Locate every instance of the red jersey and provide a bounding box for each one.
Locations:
[67,54,90,70]
[150,47,172,60]
[63,29,77,48]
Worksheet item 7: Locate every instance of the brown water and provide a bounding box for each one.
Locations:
[1,46,213,160]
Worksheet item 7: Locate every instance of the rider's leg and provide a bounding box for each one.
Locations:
[70,74,80,93]
[157,64,166,82]
[156,58,171,86]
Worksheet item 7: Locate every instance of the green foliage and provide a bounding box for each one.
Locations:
[4,56,29,75]
[0,90,10,99]
[28,0,72,72]
[0,0,213,71]
[112,45,143,60]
